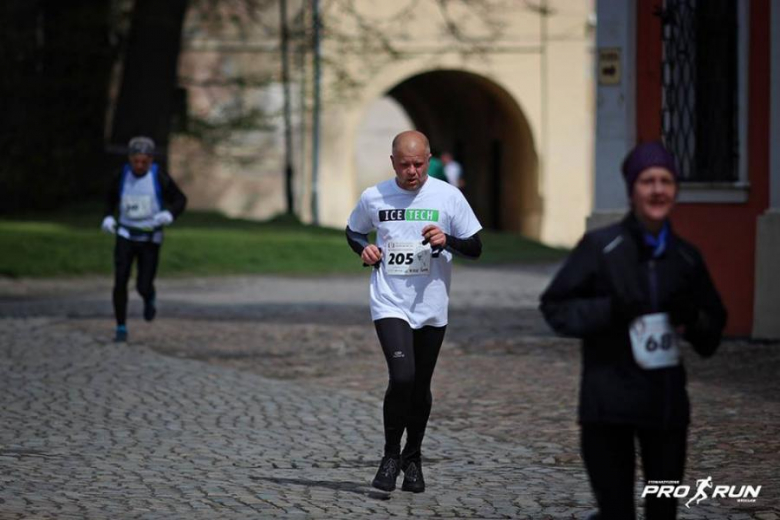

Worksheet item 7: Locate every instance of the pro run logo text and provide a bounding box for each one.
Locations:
[642,477,761,508]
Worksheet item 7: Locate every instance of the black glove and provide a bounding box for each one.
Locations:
[667,290,699,326]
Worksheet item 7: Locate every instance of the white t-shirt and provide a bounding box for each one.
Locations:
[347,177,482,328]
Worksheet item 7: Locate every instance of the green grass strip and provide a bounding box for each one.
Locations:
[0,210,567,278]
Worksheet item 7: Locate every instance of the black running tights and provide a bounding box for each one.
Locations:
[374,318,446,462]
[581,423,687,520]
[113,237,160,326]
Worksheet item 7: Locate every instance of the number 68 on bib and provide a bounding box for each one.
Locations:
[629,313,681,370]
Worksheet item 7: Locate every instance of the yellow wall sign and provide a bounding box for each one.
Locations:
[598,48,622,85]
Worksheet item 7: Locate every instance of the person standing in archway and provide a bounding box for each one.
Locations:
[345,130,482,493]
[426,153,448,182]
[441,151,465,189]
[539,141,726,520]
[101,136,187,342]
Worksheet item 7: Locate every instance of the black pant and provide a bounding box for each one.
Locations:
[374,318,446,461]
[113,236,160,326]
[581,423,687,520]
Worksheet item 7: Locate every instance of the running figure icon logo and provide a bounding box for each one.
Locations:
[685,476,713,508]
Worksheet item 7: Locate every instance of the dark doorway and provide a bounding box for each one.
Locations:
[384,70,540,237]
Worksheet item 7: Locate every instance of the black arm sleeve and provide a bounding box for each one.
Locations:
[160,170,187,218]
[345,226,370,256]
[539,234,615,338]
[445,233,482,259]
[683,257,728,357]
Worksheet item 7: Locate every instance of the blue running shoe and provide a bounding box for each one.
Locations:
[115,325,128,342]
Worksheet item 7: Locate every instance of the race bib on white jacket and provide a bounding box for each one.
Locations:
[122,194,153,219]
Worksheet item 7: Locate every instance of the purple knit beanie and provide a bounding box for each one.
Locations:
[621,141,679,196]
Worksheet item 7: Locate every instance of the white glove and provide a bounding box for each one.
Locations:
[101,215,117,234]
[153,210,174,227]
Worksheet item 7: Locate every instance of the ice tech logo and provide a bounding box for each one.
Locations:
[379,209,439,222]
[642,477,761,507]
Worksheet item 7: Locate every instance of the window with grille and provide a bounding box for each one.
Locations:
[661,0,739,182]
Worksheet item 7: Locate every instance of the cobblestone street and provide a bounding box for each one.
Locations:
[1,266,779,519]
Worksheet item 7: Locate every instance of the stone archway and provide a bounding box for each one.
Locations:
[362,70,541,238]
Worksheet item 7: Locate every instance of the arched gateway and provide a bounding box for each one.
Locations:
[174,1,595,247]
[383,70,540,237]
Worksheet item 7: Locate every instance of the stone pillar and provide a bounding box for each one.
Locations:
[753,4,780,339]
[587,0,636,231]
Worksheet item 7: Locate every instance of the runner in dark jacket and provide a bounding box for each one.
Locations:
[101,136,187,342]
[540,141,726,520]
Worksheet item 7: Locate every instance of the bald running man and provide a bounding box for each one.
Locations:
[346,131,483,493]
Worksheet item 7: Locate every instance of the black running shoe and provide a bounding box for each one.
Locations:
[401,459,425,493]
[143,297,156,322]
[371,456,400,492]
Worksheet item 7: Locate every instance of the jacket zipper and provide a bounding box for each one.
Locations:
[650,257,675,428]
[648,259,658,312]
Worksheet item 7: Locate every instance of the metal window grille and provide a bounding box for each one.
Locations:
[661,0,738,182]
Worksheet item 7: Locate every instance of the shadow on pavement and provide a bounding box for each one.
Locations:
[250,476,391,501]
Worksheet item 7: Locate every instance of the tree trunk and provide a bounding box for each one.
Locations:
[110,0,189,169]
